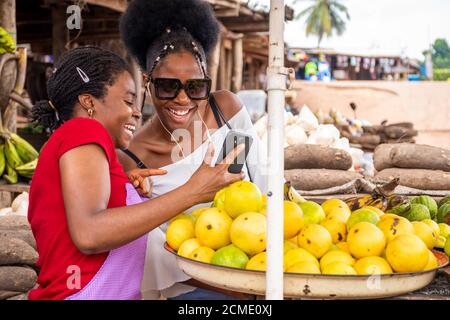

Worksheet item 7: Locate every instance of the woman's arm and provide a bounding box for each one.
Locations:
[60,143,243,255]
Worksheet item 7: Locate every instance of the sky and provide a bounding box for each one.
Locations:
[257,0,450,60]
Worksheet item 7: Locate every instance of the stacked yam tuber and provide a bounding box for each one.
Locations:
[0,215,37,300]
[284,144,361,191]
[338,122,418,151]
[373,143,450,190]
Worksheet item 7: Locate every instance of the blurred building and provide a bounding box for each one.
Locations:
[14,0,294,109]
[287,47,420,81]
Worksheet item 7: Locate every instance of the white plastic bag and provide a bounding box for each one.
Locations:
[307,124,340,147]
[0,207,13,217]
[331,137,351,151]
[296,105,319,132]
[285,125,307,147]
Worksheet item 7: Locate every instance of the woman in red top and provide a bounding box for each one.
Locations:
[28,46,243,300]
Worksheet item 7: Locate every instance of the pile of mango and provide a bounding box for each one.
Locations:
[166,182,449,276]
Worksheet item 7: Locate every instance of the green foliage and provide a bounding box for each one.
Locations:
[294,0,350,47]
[432,38,450,68]
[20,124,45,135]
[433,68,450,81]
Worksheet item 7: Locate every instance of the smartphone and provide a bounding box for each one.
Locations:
[215,130,253,174]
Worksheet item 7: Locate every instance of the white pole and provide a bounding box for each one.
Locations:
[266,0,286,300]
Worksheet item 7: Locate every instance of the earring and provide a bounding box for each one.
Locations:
[88,109,94,118]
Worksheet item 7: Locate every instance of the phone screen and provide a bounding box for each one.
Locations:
[216,131,253,173]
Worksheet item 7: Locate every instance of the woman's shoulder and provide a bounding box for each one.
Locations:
[51,117,115,159]
[211,90,243,121]
[56,117,108,137]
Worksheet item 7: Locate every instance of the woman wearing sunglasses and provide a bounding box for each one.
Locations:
[119,0,268,300]
[27,46,243,300]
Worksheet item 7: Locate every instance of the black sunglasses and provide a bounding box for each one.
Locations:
[150,78,211,100]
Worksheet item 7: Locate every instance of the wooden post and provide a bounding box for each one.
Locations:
[231,35,243,93]
[130,60,143,126]
[51,4,69,63]
[226,48,232,91]
[3,47,27,132]
[219,39,227,90]
[0,0,17,121]
[208,39,221,92]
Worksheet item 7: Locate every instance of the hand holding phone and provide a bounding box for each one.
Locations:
[215,130,253,174]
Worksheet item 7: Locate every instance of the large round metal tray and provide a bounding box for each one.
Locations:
[164,243,449,299]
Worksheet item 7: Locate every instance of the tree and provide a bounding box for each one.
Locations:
[0,0,17,131]
[432,38,450,68]
[294,0,350,48]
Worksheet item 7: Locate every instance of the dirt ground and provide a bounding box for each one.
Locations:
[291,80,450,150]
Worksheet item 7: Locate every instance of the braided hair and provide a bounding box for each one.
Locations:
[120,0,220,78]
[31,46,130,132]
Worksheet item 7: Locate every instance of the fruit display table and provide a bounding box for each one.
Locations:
[0,181,30,208]
[165,243,449,300]
[0,181,30,193]
[390,268,450,300]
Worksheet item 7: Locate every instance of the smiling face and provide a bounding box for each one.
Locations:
[149,50,208,132]
[92,71,141,149]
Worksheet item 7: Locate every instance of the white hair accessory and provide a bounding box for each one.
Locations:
[76,67,90,83]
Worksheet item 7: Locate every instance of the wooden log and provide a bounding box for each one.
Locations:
[0,230,36,249]
[0,238,38,266]
[0,267,37,292]
[285,169,363,191]
[0,215,30,231]
[284,144,353,170]
[375,168,450,190]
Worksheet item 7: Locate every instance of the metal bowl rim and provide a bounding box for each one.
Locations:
[164,242,449,279]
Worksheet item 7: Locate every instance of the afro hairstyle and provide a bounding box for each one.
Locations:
[120,0,220,71]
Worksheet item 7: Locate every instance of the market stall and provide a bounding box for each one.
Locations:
[159,0,450,301]
[0,0,449,301]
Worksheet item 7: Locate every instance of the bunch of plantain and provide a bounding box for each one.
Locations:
[0,132,39,184]
[0,26,16,54]
[345,194,389,212]
[284,181,307,205]
[344,178,407,212]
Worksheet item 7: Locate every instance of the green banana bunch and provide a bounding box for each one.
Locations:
[3,163,18,184]
[4,139,23,169]
[10,133,39,163]
[15,159,37,179]
[0,27,15,54]
[0,144,5,177]
[284,181,307,205]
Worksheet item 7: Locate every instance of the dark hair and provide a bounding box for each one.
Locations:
[31,46,130,131]
[120,0,220,77]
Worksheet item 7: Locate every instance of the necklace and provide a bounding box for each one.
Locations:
[154,107,213,161]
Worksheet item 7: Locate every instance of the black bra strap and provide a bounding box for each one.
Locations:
[209,94,231,129]
[122,149,148,169]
